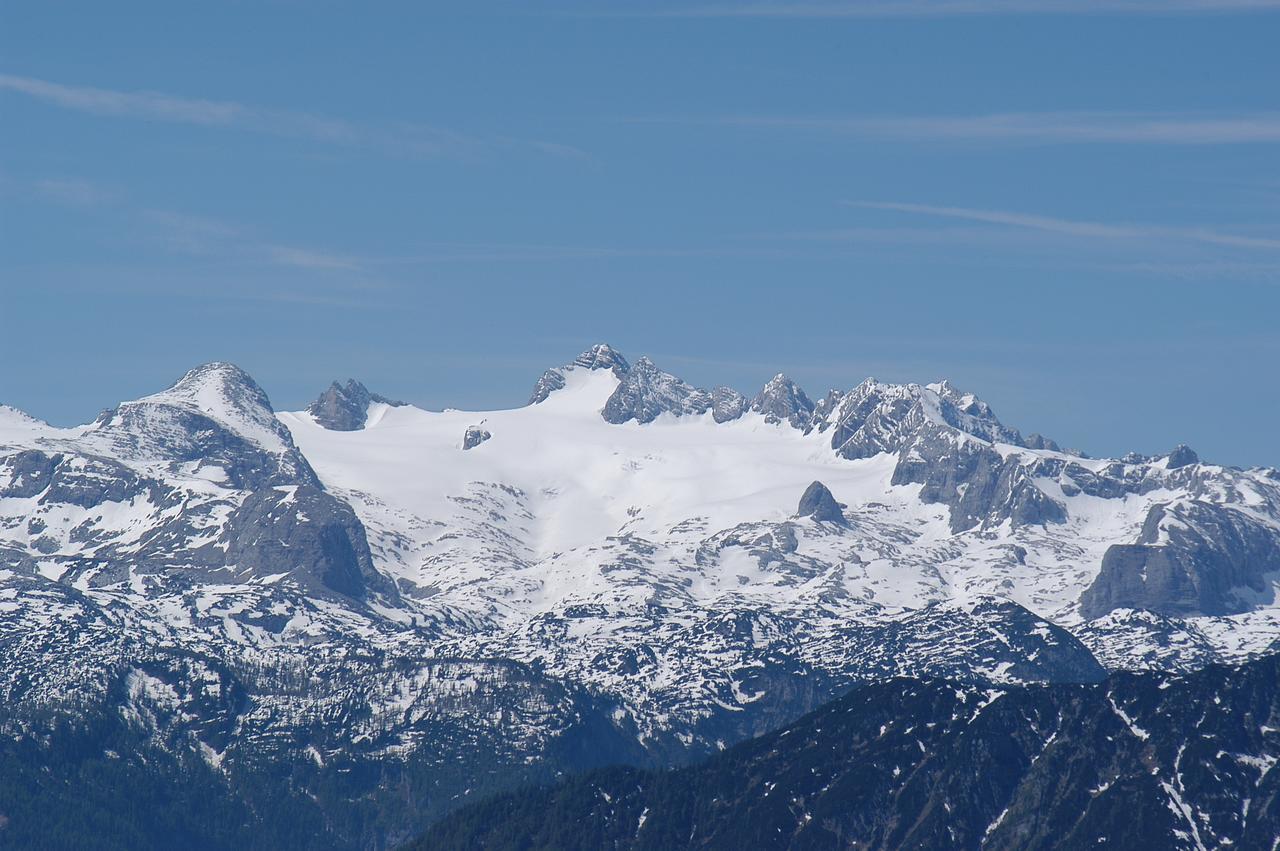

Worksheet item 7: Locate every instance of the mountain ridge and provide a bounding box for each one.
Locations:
[2,343,1278,848]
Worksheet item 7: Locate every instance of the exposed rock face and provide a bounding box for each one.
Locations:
[1023,432,1061,452]
[222,484,394,600]
[796,481,846,525]
[529,343,631,405]
[710,386,747,423]
[893,437,1067,533]
[1166,443,1200,469]
[811,379,1023,460]
[1079,500,1280,618]
[805,378,1067,533]
[570,343,630,374]
[750,374,814,429]
[601,357,713,424]
[0,449,61,498]
[462,425,492,450]
[307,379,405,431]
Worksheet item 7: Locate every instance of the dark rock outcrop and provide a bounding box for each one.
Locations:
[796,481,846,525]
[462,425,492,450]
[0,450,63,498]
[222,484,394,600]
[1166,444,1200,469]
[308,379,405,431]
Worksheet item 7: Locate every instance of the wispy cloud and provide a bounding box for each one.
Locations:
[628,111,1280,145]
[0,73,586,160]
[846,200,1280,251]
[33,177,114,207]
[141,209,368,273]
[628,0,1280,18]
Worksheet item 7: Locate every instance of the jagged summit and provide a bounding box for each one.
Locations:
[1166,443,1200,469]
[570,343,630,375]
[601,356,714,424]
[528,343,632,405]
[751,373,814,429]
[308,379,405,431]
[710,385,747,423]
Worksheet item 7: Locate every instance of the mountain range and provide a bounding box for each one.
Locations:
[2,343,1277,848]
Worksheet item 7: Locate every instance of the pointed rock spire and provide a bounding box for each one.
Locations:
[797,481,847,525]
[751,374,815,429]
[570,343,630,375]
[1166,444,1200,470]
[308,379,405,431]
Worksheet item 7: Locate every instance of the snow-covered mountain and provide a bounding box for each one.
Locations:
[2,344,1278,847]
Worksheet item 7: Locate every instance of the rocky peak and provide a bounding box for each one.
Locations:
[750,374,815,429]
[710,386,747,423]
[928,380,1024,446]
[1166,444,1200,470]
[87,362,316,488]
[308,379,405,431]
[570,343,630,375]
[796,481,847,525]
[600,356,712,425]
[529,344,632,405]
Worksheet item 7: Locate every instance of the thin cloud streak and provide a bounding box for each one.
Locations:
[629,111,1280,144]
[0,73,586,160]
[847,200,1280,251]
[634,0,1280,17]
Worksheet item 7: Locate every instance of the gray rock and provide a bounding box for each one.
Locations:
[1080,500,1280,618]
[222,484,394,600]
[750,374,814,429]
[569,343,630,374]
[930,380,1025,446]
[710,386,747,423]
[892,429,1066,533]
[601,357,712,424]
[809,378,1066,532]
[1023,432,1061,452]
[308,379,405,431]
[796,481,847,525]
[806,389,844,434]
[0,450,62,498]
[1166,444,1200,469]
[462,425,492,450]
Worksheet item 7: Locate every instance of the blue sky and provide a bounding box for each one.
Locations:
[1,1,1278,466]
